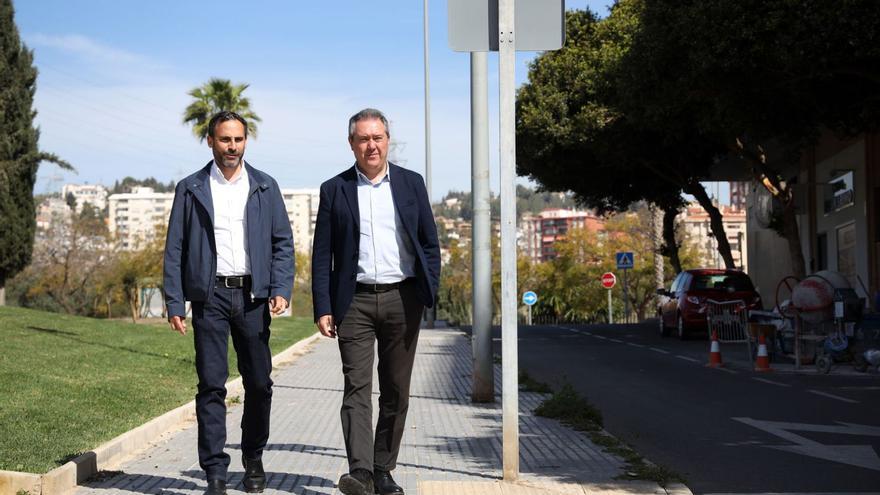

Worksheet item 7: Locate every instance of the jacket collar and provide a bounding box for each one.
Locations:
[186,160,269,222]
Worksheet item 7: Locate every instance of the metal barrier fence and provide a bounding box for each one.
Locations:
[706,299,753,362]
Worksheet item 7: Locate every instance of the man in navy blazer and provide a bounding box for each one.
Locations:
[164,111,294,495]
[312,108,440,495]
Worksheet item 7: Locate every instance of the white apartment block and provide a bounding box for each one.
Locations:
[61,183,108,213]
[108,187,174,249]
[680,202,748,272]
[281,188,320,254]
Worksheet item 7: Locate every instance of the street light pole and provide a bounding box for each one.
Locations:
[498,0,519,481]
[423,0,435,328]
[470,51,493,403]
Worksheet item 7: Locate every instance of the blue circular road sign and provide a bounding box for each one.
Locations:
[522,291,538,306]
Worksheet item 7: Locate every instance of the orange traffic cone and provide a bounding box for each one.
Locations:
[707,330,724,368]
[754,334,773,372]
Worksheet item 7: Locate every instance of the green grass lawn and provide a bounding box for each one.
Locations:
[0,306,316,474]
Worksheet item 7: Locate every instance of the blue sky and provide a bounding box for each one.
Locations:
[16,0,621,200]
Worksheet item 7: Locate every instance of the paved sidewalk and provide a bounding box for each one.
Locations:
[76,327,678,495]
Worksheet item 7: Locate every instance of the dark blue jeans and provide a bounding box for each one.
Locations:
[192,284,273,481]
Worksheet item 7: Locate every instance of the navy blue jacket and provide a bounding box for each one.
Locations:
[311,163,440,323]
[163,161,295,317]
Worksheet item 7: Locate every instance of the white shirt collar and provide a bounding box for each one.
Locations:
[355,162,391,186]
[210,161,247,185]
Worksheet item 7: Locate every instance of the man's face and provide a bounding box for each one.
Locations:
[349,118,389,174]
[207,120,247,170]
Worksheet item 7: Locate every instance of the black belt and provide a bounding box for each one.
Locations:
[216,274,251,288]
[356,279,411,293]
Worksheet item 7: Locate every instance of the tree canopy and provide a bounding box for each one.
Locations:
[0,0,71,299]
[516,1,880,278]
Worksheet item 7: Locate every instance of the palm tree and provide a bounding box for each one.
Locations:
[182,78,261,142]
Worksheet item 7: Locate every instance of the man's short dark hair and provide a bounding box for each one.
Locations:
[208,111,248,138]
[348,108,390,138]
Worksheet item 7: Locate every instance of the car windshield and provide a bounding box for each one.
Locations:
[691,274,754,291]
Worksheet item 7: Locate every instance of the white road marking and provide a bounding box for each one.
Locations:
[808,390,860,404]
[733,417,880,471]
[649,347,670,354]
[841,386,880,391]
[752,377,790,387]
[594,335,608,340]
[714,367,738,374]
[707,492,880,495]
[627,343,646,349]
[676,355,700,363]
[608,338,624,343]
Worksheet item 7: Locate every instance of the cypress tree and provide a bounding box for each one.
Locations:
[0,0,71,304]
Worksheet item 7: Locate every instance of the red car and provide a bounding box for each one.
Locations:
[657,269,762,339]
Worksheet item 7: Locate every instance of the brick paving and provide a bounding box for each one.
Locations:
[76,327,626,494]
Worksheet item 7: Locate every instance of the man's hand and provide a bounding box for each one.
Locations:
[269,296,288,315]
[316,314,337,338]
[169,315,187,335]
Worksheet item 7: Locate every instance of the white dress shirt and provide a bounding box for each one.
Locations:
[209,162,251,276]
[356,165,416,284]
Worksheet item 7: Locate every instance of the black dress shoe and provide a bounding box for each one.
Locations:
[204,479,227,495]
[242,456,266,493]
[373,470,404,495]
[338,469,374,495]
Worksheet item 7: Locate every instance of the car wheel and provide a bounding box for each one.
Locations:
[677,314,687,340]
[659,313,670,337]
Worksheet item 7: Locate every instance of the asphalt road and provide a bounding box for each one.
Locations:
[484,322,880,494]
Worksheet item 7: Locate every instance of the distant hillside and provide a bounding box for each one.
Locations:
[433,185,579,221]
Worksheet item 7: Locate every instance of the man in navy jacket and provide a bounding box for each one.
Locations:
[312,108,440,495]
[164,111,294,495]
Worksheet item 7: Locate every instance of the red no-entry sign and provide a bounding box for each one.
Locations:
[601,272,617,289]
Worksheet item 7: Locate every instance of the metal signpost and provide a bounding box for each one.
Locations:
[616,252,634,323]
[448,0,564,481]
[522,290,538,325]
[601,272,616,323]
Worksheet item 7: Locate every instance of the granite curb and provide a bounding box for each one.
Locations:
[418,480,694,495]
[0,332,321,495]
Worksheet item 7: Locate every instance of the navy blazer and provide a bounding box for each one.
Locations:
[163,161,295,317]
[311,163,440,324]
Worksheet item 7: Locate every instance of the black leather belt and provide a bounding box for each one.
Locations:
[216,275,251,288]
[356,279,410,293]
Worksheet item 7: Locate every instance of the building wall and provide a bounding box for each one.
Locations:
[61,183,108,213]
[745,134,876,308]
[108,187,174,249]
[812,140,868,294]
[745,183,797,305]
[281,188,320,254]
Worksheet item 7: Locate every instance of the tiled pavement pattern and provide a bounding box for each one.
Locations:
[76,328,625,495]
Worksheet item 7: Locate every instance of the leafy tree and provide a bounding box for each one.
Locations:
[15,204,110,314]
[615,0,880,278]
[515,6,730,271]
[0,0,72,304]
[183,78,261,142]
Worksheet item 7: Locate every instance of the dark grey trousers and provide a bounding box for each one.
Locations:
[336,280,424,473]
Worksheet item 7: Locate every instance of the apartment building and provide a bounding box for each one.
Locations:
[520,208,605,262]
[281,188,320,254]
[61,183,108,213]
[680,202,748,271]
[108,187,174,249]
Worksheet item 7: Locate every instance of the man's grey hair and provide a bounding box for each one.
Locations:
[348,108,390,138]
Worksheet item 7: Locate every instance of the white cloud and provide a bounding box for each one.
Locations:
[26,33,168,77]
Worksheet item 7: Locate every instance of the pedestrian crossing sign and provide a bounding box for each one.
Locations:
[616,252,634,269]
